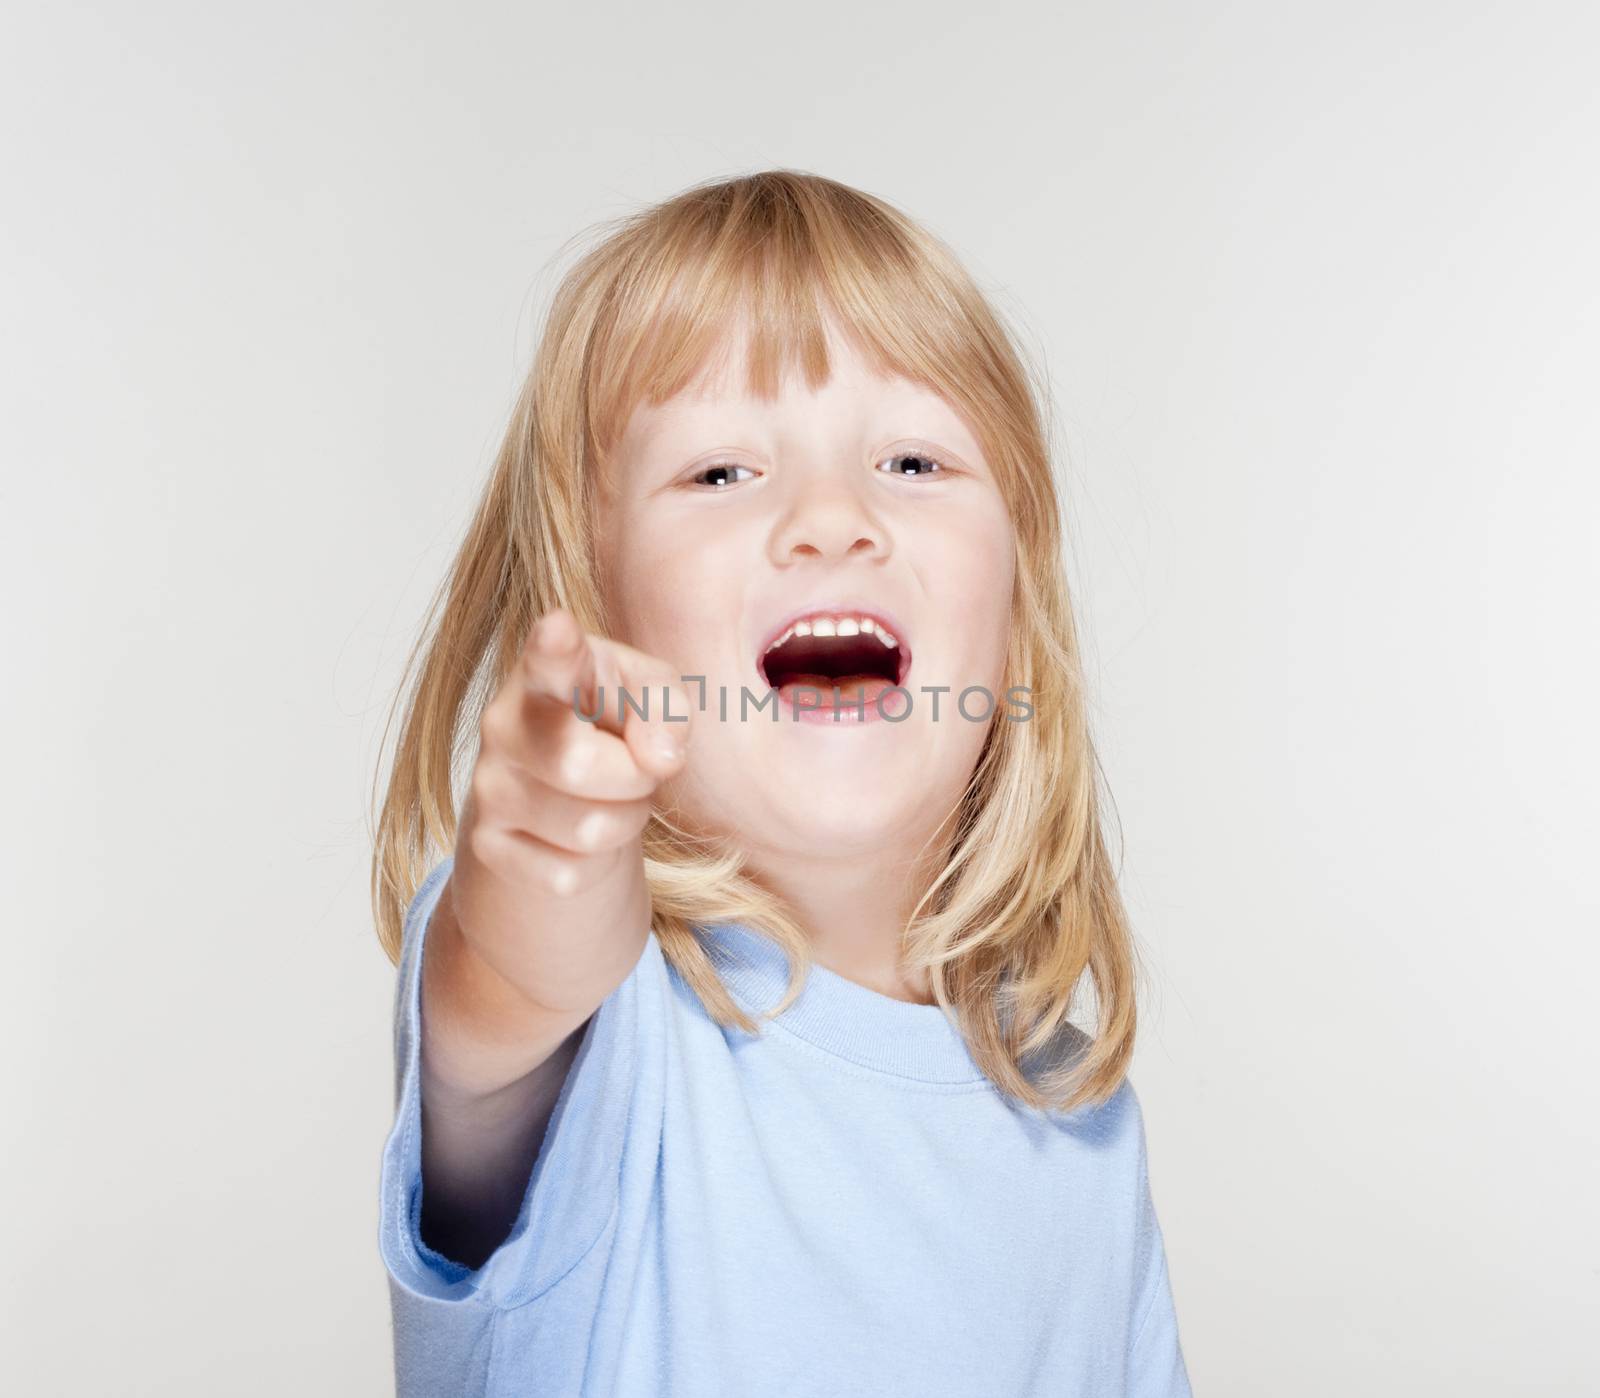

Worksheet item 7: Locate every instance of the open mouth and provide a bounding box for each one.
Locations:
[758,612,909,708]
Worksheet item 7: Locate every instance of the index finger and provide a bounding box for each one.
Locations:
[585,635,696,781]
[522,609,694,780]
[521,608,611,729]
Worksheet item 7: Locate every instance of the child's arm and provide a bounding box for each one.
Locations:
[414,607,692,1269]
[1125,1084,1192,1395]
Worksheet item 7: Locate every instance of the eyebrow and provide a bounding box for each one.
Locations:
[622,382,987,467]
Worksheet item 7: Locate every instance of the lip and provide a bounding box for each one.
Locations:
[753,599,914,690]
[774,682,908,724]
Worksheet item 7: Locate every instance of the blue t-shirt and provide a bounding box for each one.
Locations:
[378,857,1192,1396]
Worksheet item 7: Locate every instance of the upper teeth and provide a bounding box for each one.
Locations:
[764,614,901,653]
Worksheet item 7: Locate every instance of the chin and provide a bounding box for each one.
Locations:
[760,795,927,857]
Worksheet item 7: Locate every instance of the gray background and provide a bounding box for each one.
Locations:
[4,1,1596,1393]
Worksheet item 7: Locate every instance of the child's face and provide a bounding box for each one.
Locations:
[593,313,1016,869]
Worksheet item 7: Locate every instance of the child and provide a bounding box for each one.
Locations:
[372,169,1193,1396]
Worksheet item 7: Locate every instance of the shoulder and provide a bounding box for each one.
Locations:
[1023,1022,1149,1149]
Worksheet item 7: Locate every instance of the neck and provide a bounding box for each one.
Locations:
[735,836,950,1005]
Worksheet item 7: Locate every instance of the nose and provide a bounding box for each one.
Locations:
[767,469,889,566]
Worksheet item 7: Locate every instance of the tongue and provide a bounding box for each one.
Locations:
[779,673,895,709]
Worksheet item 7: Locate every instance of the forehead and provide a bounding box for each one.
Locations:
[615,314,980,455]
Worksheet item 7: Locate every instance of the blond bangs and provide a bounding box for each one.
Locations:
[577,177,1027,464]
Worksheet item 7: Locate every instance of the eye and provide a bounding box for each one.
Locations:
[686,462,756,490]
[876,448,950,479]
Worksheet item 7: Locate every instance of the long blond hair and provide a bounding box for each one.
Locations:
[370,169,1150,1113]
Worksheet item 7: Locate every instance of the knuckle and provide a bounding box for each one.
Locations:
[522,624,557,674]
[468,760,515,813]
[479,694,517,749]
[559,736,596,788]
[573,808,612,851]
[465,822,505,867]
[531,854,582,898]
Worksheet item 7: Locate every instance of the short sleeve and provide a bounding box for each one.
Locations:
[1125,1084,1194,1397]
[376,854,658,1322]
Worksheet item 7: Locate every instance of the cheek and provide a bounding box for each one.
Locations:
[925,508,1017,654]
[596,500,671,622]
[601,510,738,660]
[934,521,1014,772]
